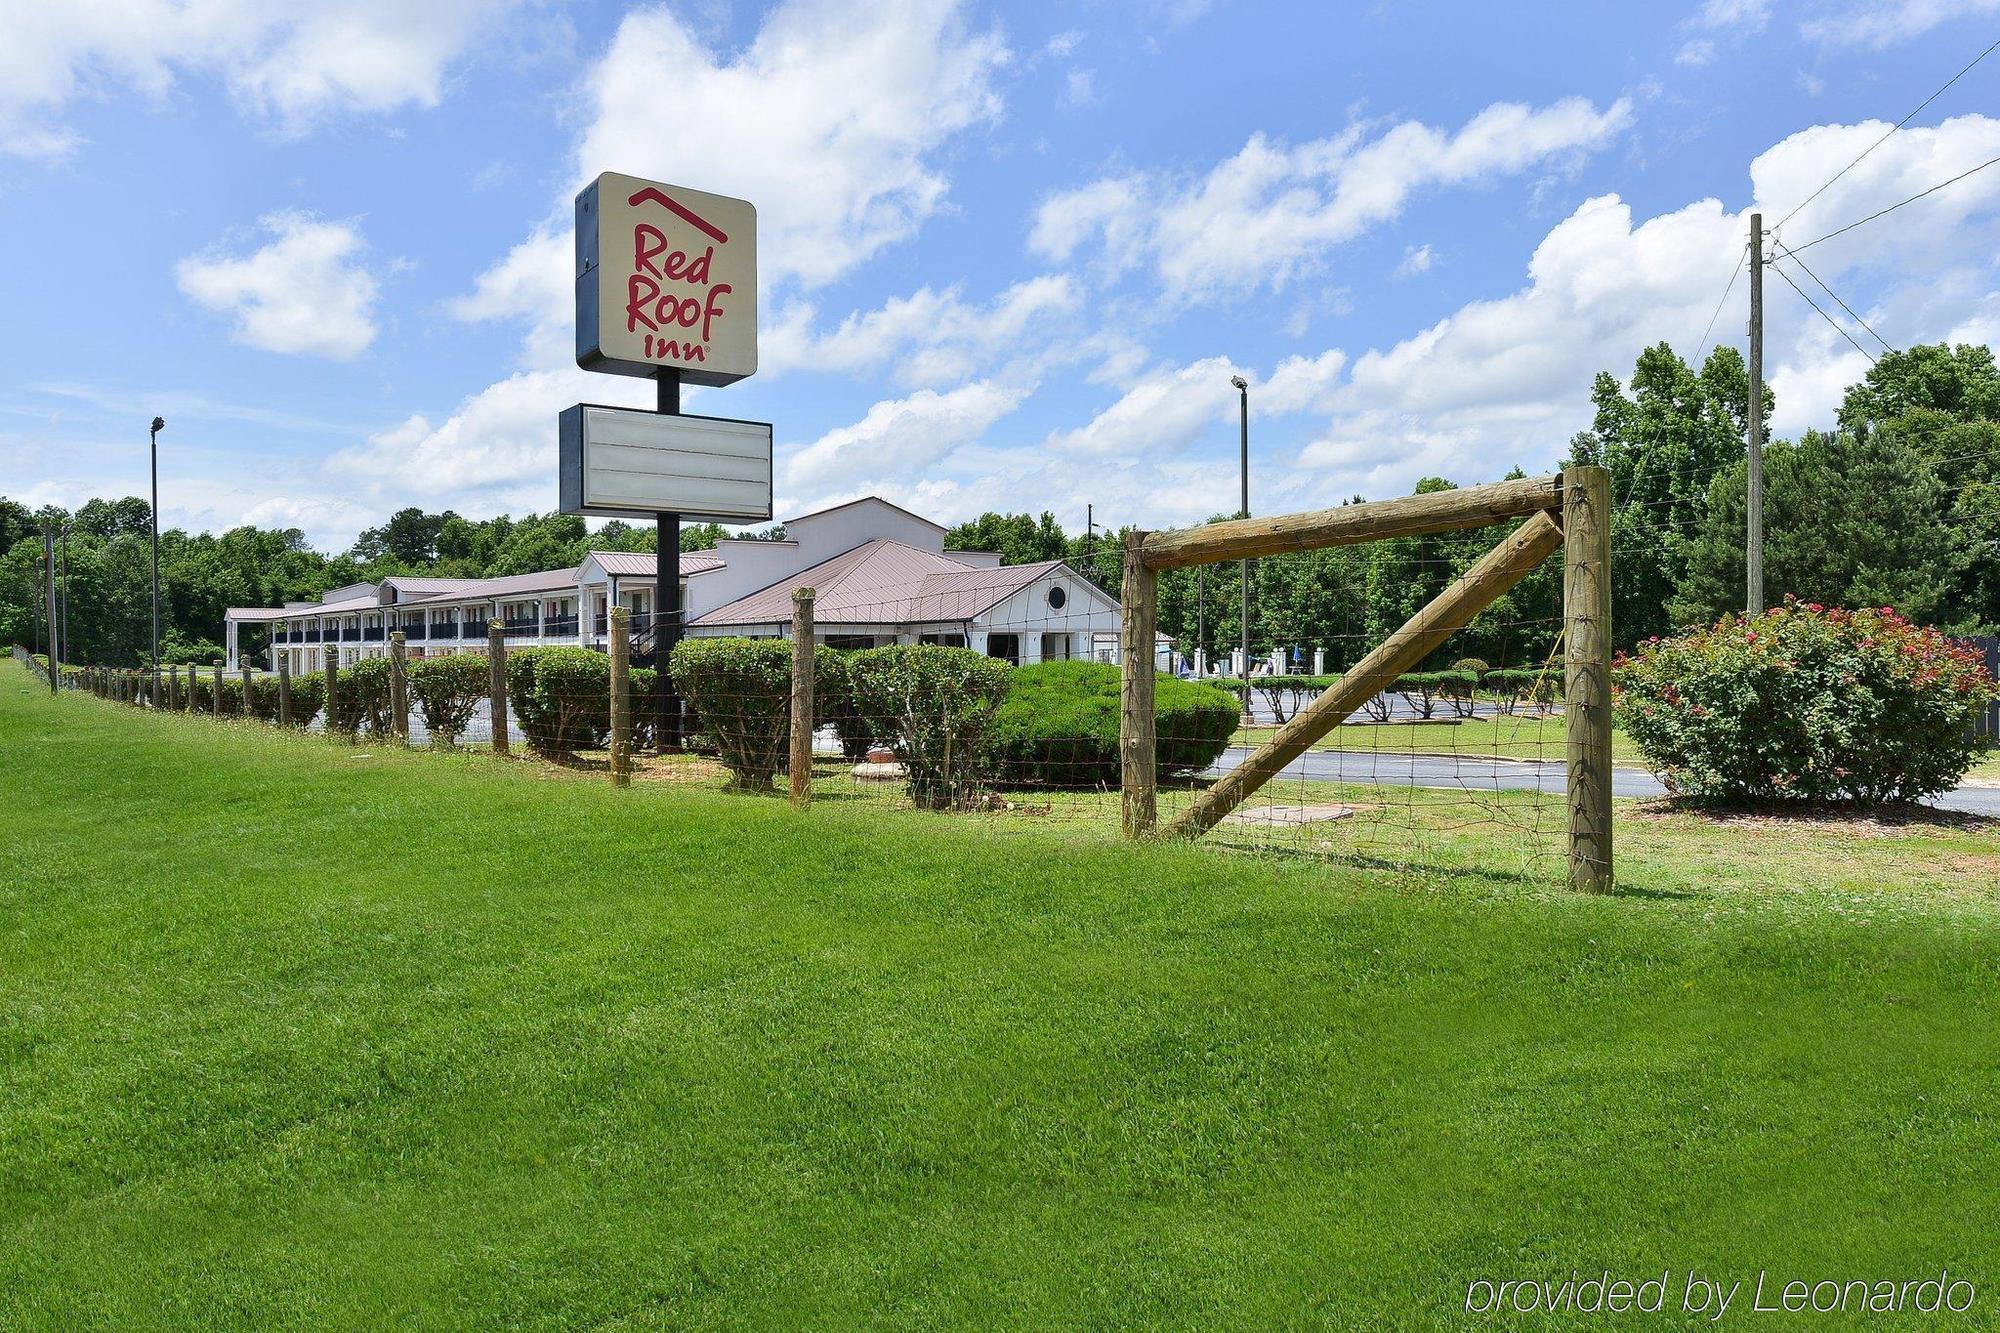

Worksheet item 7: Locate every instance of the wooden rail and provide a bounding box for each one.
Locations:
[1161,510,1565,840]
[1138,473,1562,570]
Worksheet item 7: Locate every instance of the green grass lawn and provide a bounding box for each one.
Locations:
[5,661,2000,1328]
[1234,711,1648,765]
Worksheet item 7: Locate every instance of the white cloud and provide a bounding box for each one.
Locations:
[1062,68,1099,109]
[1694,0,1770,31]
[176,213,382,360]
[325,367,653,513]
[1031,98,1633,300]
[0,0,515,158]
[1393,243,1435,278]
[1801,0,2000,49]
[1675,39,1717,67]
[774,275,1081,385]
[574,0,1005,293]
[1261,349,1349,416]
[1044,356,1247,456]
[455,0,1011,379]
[1290,113,2000,497]
[783,380,1027,494]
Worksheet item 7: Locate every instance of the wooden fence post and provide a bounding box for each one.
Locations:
[241,666,254,721]
[1563,464,1614,893]
[609,608,632,787]
[278,654,292,727]
[1120,531,1158,838]
[389,632,409,744]
[213,663,225,717]
[487,621,509,756]
[790,587,816,809]
[324,650,339,735]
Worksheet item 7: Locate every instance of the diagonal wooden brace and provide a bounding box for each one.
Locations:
[1164,509,1566,840]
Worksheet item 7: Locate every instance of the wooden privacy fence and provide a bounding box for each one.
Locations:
[1119,465,1614,892]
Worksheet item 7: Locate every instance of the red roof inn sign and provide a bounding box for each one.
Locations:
[562,171,770,524]
[575,171,758,385]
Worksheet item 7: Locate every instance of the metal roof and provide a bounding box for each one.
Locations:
[691,541,1068,628]
[588,549,725,578]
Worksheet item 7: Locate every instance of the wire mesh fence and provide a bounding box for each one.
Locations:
[27,472,1603,885]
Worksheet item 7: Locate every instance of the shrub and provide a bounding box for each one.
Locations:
[1614,600,1998,804]
[1436,668,1481,718]
[283,674,326,729]
[507,646,609,754]
[991,660,1239,786]
[848,645,1012,810]
[669,637,847,791]
[1484,668,1558,715]
[1450,657,1490,680]
[244,674,284,723]
[346,657,394,735]
[409,654,489,746]
[820,651,877,761]
[1393,671,1449,719]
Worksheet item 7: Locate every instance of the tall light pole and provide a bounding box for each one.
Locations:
[57,520,71,668]
[1746,213,1764,616]
[149,416,164,670]
[1231,374,1252,722]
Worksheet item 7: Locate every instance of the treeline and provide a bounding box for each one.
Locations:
[946,341,2000,669]
[0,501,781,668]
[7,342,1996,669]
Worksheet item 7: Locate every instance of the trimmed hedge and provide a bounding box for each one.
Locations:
[848,645,1012,810]
[507,646,609,754]
[409,654,488,745]
[991,660,1239,786]
[1615,600,1998,803]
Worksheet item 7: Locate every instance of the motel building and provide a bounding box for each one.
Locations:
[226,497,1133,674]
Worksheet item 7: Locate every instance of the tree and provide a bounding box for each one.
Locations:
[1671,428,1962,627]
[945,511,1071,566]
[1838,343,2000,432]
[1566,343,1760,645]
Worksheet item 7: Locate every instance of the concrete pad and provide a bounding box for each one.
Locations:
[1222,802,1357,827]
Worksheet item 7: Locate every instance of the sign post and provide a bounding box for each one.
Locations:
[566,172,763,753]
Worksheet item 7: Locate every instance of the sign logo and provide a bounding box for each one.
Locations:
[575,172,757,386]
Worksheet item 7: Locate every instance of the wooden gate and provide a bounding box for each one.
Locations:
[1118,465,1613,892]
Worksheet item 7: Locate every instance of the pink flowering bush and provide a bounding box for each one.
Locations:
[1614,599,1997,804]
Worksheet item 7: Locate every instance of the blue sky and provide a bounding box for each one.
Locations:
[3,0,1998,548]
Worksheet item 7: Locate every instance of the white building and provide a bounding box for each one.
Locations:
[227,497,1134,673]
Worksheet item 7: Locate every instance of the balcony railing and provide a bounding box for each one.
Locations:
[545,616,579,637]
[503,619,540,636]
[364,627,384,642]
[430,622,459,640]
[398,624,425,640]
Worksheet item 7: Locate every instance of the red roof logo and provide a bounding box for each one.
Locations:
[628,188,729,245]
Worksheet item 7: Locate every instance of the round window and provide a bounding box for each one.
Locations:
[1048,584,1068,610]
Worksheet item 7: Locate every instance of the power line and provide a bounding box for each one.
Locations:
[1767,257,1878,364]
[1772,241,1895,354]
[1693,242,1749,365]
[1773,34,2000,233]
[1788,152,2000,254]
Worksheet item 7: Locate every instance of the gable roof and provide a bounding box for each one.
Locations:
[586,549,726,579]
[691,542,1086,629]
[784,494,946,533]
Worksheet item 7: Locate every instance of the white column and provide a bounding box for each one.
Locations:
[1312,647,1325,676]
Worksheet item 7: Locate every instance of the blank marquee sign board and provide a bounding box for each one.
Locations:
[559,404,772,523]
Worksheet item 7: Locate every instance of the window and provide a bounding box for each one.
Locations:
[826,634,877,651]
[986,633,1020,666]
[1047,584,1068,610]
[919,633,966,648]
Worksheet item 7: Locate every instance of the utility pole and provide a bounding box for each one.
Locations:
[1746,212,1764,617]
